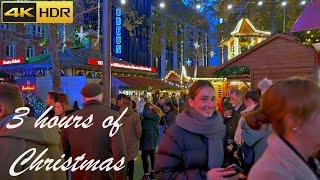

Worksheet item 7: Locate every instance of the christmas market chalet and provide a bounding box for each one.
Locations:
[222,18,271,61]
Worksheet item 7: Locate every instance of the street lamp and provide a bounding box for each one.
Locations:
[281,1,287,33]
[258,1,263,6]
[159,2,165,9]
[300,0,306,5]
[196,4,201,9]
[120,0,126,5]
[227,4,233,10]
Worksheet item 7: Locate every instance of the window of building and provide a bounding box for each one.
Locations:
[0,24,13,30]
[25,25,46,36]
[37,26,45,36]
[6,43,15,57]
[26,46,35,58]
[41,48,48,55]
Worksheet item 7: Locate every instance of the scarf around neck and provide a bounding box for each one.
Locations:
[176,107,225,168]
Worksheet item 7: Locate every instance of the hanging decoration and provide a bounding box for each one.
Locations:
[75,26,88,43]
[213,66,250,77]
[39,37,48,47]
[25,54,50,63]
[123,10,145,36]
[63,24,66,51]
[94,0,101,47]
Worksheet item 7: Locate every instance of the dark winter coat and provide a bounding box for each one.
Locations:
[140,108,160,150]
[155,125,209,180]
[224,103,246,141]
[61,100,126,180]
[161,111,177,128]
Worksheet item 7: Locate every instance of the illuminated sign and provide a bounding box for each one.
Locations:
[87,58,157,73]
[21,85,36,92]
[19,80,37,92]
[0,56,25,66]
[115,8,122,54]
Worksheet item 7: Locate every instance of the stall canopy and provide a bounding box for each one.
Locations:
[291,0,320,32]
[114,76,177,90]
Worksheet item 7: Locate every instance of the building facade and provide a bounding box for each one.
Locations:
[150,0,211,78]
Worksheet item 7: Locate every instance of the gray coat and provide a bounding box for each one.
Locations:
[248,133,319,180]
[241,120,271,162]
[121,108,142,161]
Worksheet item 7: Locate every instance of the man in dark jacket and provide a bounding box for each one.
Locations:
[61,83,127,180]
[223,89,245,165]
[45,91,58,119]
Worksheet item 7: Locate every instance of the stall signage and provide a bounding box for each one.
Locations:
[0,57,25,66]
[87,58,157,73]
[21,85,36,92]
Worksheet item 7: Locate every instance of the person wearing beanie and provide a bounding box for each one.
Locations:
[61,83,127,180]
[257,78,272,95]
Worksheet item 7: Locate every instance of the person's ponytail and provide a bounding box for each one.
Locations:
[244,108,270,130]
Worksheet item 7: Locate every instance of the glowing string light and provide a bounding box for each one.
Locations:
[94,0,101,47]
[63,24,66,51]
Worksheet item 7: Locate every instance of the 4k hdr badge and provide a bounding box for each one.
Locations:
[1,1,73,23]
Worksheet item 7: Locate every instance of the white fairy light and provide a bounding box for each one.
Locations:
[63,24,66,51]
[94,0,101,47]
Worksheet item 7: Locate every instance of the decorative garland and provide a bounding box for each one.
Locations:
[39,37,48,47]
[295,30,320,45]
[123,10,145,36]
[25,54,50,63]
[213,66,250,77]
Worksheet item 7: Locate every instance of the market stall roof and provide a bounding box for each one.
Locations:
[0,48,157,76]
[291,0,320,32]
[212,33,309,74]
[230,18,271,36]
[115,76,178,90]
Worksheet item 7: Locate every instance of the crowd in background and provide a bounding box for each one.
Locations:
[0,76,320,180]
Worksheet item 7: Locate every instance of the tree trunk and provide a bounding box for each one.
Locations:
[49,24,61,93]
[102,0,112,107]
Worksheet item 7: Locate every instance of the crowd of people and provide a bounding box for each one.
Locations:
[0,76,320,180]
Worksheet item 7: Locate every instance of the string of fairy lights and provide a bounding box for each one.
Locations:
[95,0,101,46]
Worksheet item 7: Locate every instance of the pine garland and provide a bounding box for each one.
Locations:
[213,66,250,77]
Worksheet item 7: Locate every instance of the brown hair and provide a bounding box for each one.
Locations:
[245,77,320,135]
[48,92,59,102]
[0,83,24,112]
[57,93,70,111]
[188,80,215,99]
[244,90,260,104]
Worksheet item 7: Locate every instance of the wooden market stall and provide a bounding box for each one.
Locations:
[213,33,319,90]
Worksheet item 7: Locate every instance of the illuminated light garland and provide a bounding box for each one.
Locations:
[23,93,46,118]
[94,0,101,47]
[25,54,50,63]
[63,24,66,52]
[213,66,250,78]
